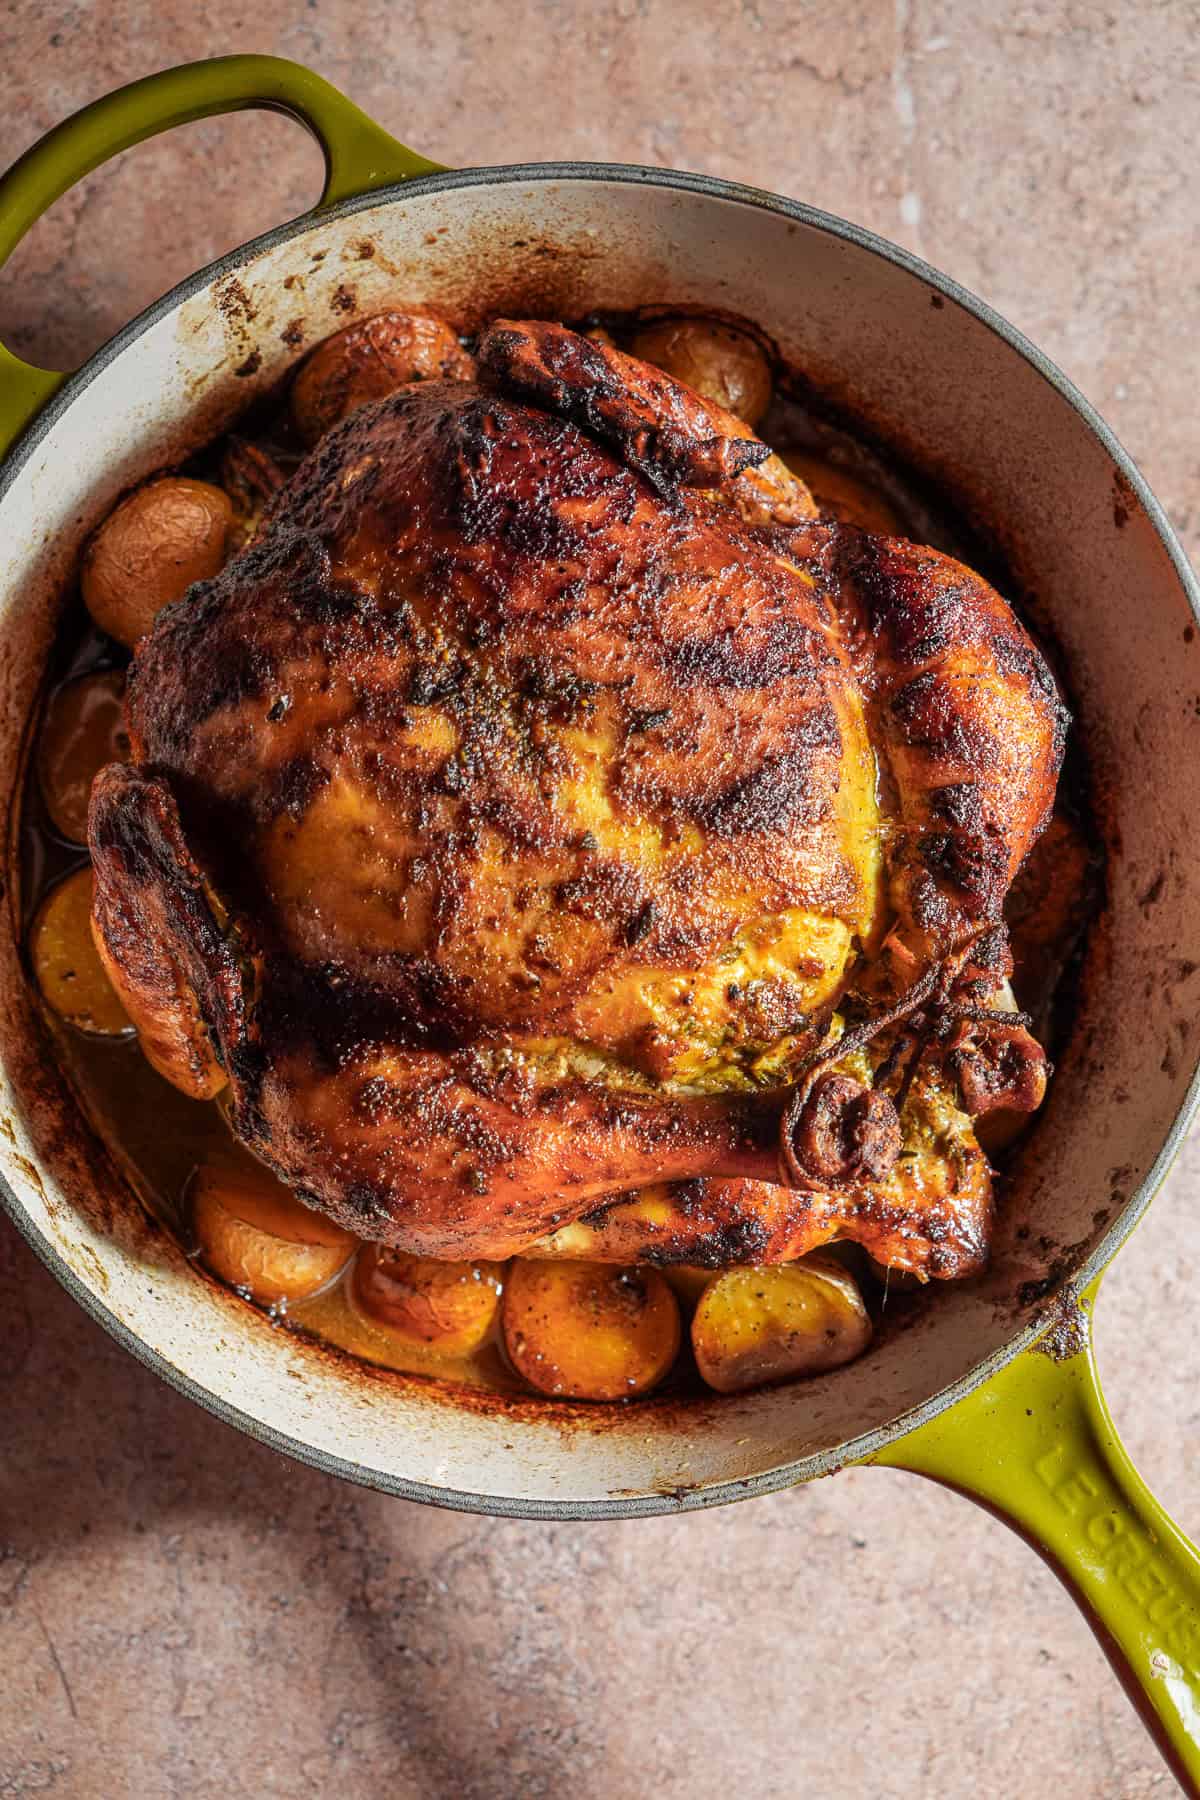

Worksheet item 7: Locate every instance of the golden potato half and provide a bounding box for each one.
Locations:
[503,1259,681,1401]
[691,1255,873,1395]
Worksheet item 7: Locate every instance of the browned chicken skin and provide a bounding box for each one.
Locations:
[89,319,1067,1270]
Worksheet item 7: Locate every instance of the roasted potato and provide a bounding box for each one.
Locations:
[782,452,902,535]
[351,1247,504,1353]
[38,670,129,843]
[691,1254,872,1394]
[80,478,234,647]
[502,1259,681,1400]
[192,1156,353,1305]
[30,866,131,1035]
[630,317,772,425]
[291,309,476,445]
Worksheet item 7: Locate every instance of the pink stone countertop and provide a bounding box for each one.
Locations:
[1,4,1198,1796]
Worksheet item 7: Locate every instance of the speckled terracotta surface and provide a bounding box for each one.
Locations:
[1,4,1198,1796]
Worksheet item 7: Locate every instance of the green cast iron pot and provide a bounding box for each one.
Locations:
[1,55,1199,1790]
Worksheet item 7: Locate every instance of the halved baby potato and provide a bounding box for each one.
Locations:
[30,866,131,1035]
[782,452,902,535]
[630,317,773,425]
[351,1247,504,1354]
[81,477,234,647]
[691,1253,873,1395]
[290,309,476,445]
[502,1259,681,1401]
[38,669,129,843]
[191,1156,354,1306]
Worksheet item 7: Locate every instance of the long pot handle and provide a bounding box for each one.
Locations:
[870,1275,1200,1795]
[0,54,445,459]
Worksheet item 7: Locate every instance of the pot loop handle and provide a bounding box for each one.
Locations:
[0,54,445,459]
[870,1275,1200,1797]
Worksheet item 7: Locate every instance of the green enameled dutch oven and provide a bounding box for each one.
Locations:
[1,55,1199,1790]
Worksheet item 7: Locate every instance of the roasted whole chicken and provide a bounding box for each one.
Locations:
[88,317,1067,1278]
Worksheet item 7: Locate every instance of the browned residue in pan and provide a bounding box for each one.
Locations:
[1027,1285,1090,1363]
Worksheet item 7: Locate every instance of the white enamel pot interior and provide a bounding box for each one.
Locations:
[1,163,1199,1518]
